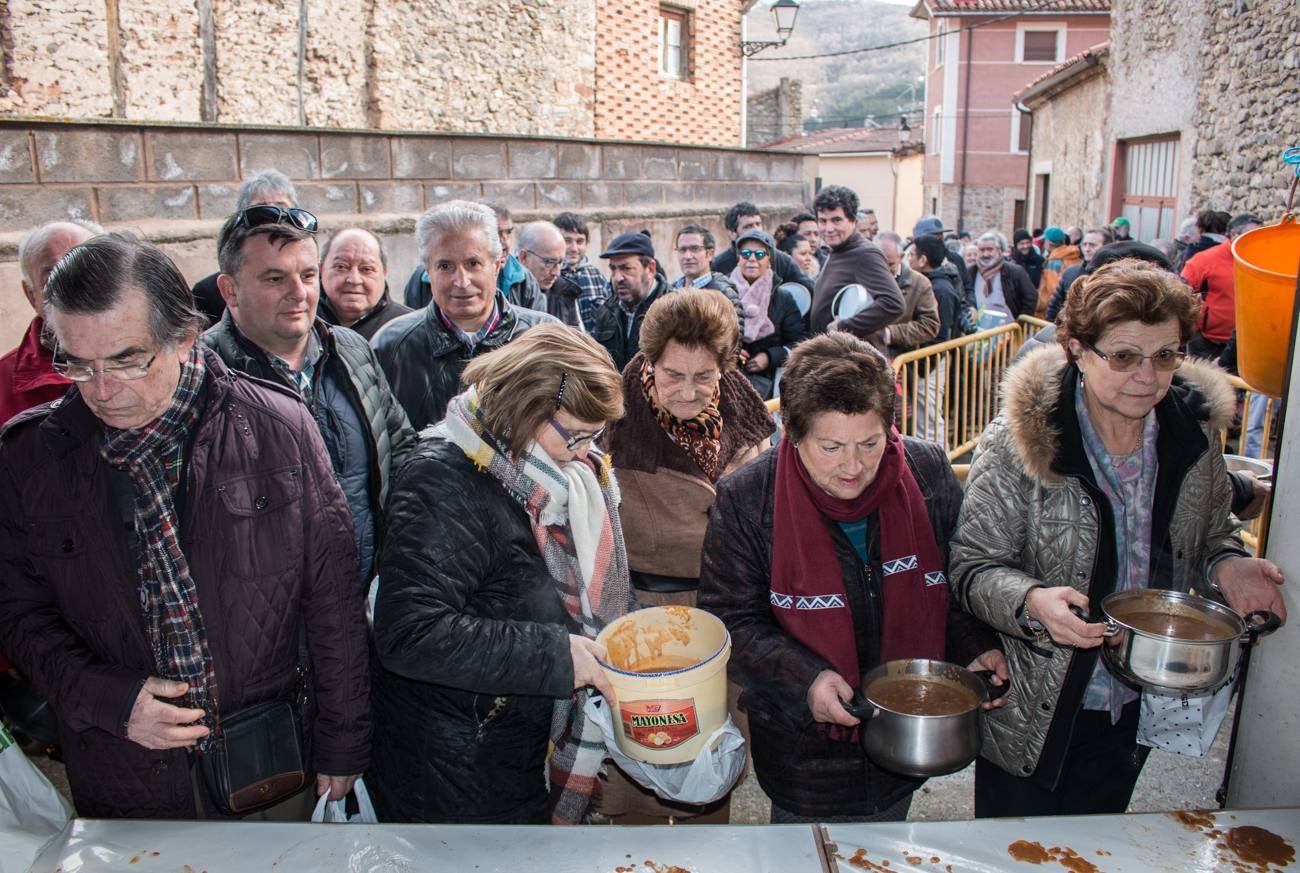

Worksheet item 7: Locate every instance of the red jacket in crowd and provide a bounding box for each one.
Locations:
[1181,241,1236,344]
[0,317,71,427]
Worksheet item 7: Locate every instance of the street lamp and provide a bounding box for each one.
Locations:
[741,0,800,57]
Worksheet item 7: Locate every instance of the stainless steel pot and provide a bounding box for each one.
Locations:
[1099,589,1280,695]
[841,658,1010,778]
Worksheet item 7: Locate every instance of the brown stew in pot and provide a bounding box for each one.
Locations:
[1115,610,1238,641]
[866,677,979,716]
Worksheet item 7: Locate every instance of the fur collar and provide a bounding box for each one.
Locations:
[1002,344,1235,484]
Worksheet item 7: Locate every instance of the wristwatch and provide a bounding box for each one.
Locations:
[1016,588,1049,643]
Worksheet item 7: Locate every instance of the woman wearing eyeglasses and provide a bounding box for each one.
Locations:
[729,228,810,400]
[367,323,633,825]
[598,287,774,823]
[951,258,1287,818]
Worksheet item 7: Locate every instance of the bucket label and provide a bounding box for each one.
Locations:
[621,698,699,750]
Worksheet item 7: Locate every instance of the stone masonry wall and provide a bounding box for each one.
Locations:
[0,119,809,350]
[594,0,744,147]
[1189,0,1300,218]
[747,77,802,147]
[940,183,1017,237]
[0,1,603,140]
[1027,68,1111,229]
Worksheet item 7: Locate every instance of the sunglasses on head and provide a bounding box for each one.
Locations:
[738,248,769,261]
[235,205,319,234]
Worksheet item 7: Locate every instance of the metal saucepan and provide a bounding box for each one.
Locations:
[842,658,1010,778]
[1223,454,1273,482]
[1098,589,1280,695]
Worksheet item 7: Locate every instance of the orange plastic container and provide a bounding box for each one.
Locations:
[1233,215,1300,397]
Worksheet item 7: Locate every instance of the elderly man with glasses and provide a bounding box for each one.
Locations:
[0,234,371,820]
[517,220,586,328]
[202,205,416,594]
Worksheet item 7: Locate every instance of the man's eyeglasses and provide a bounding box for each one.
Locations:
[525,250,564,269]
[1082,341,1186,373]
[548,417,605,451]
[235,205,319,234]
[738,249,769,261]
[53,352,159,382]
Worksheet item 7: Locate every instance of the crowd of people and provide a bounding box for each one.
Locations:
[0,169,1286,830]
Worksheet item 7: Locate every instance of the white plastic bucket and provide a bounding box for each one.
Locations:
[595,606,731,765]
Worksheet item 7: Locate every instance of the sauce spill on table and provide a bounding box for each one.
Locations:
[1006,840,1100,872]
[1223,825,1295,870]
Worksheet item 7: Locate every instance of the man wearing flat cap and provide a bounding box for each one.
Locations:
[588,231,672,372]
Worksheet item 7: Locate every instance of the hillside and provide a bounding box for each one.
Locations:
[745,0,929,131]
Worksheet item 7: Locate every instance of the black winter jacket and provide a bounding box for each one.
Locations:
[368,437,577,823]
[371,294,558,430]
[976,261,1039,321]
[741,284,810,394]
[698,439,999,817]
[588,271,672,373]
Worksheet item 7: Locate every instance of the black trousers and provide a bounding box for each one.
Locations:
[974,700,1150,818]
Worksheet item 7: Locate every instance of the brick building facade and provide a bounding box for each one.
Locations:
[0,0,750,148]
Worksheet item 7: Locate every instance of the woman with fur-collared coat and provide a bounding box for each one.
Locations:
[599,287,774,824]
[951,259,1286,819]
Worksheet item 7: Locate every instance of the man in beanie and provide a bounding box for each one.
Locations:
[1034,226,1081,318]
[1010,228,1044,288]
[1109,216,1132,242]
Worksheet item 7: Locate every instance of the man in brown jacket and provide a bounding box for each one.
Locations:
[870,231,940,358]
[0,234,370,819]
[809,185,904,345]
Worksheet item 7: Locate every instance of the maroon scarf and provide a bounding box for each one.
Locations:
[769,435,948,697]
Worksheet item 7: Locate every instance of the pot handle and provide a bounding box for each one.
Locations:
[1069,604,1120,637]
[1243,610,1282,642]
[840,691,880,723]
[973,669,1012,703]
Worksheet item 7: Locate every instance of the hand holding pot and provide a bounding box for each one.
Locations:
[1211,556,1287,622]
[807,669,859,727]
[1026,586,1108,648]
[967,649,1010,710]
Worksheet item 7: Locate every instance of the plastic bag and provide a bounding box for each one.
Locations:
[1137,668,1237,758]
[310,777,379,823]
[584,695,745,806]
[0,723,73,873]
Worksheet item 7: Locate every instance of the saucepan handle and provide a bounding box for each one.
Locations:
[973,669,1012,703]
[840,691,880,722]
[1242,610,1282,642]
[1069,604,1120,637]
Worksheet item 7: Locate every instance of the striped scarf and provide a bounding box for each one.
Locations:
[100,345,218,752]
[435,386,631,823]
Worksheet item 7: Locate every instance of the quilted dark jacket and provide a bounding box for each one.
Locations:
[367,437,580,823]
[698,439,999,818]
[371,293,558,431]
[0,350,371,818]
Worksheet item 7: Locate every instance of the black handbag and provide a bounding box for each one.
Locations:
[199,699,305,815]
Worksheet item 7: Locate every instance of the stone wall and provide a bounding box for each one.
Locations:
[594,0,744,147]
[1188,0,1300,218]
[0,119,809,350]
[939,183,1017,237]
[746,77,802,147]
[0,1,604,140]
[1024,67,1111,229]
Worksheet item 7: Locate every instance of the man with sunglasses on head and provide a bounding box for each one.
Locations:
[190,169,300,324]
[203,205,416,595]
[518,221,586,328]
[0,234,370,820]
[372,200,559,431]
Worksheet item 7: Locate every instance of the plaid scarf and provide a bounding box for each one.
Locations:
[100,345,219,752]
[640,357,724,483]
[434,386,631,823]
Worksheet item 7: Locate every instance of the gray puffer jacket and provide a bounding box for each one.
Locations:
[950,345,1244,790]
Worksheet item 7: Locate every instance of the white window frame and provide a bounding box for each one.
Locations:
[659,8,689,81]
[931,106,943,156]
[1015,22,1066,64]
[1010,107,1031,155]
[934,25,946,68]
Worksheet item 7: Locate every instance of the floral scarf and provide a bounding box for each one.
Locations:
[640,356,724,482]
